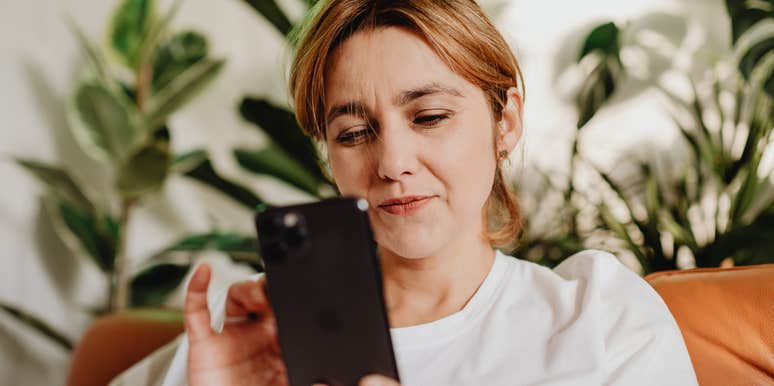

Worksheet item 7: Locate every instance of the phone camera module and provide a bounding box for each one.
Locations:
[283,212,308,248]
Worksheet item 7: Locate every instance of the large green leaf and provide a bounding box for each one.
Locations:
[152,31,209,92]
[145,59,225,129]
[129,263,189,307]
[46,197,119,273]
[575,22,624,128]
[575,55,622,128]
[239,98,327,183]
[235,146,322,197]
[16,161,119,272]
[70,82,143,163]
[181,151,265,209]
[65,16,110,84]
[15,160,95,215]
[243,0,294,37]
[159,232,256,254]
[579,22,620,59]
[0,304,73,351]
[116,126,171,197]
[157,231,261,268]
[109,0,155,69]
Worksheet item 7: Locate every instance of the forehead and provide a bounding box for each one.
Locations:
[324,27,473,107]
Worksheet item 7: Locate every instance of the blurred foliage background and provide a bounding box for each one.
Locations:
[0,0,772,373]
[514,1,773,272]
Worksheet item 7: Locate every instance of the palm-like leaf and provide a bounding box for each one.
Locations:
[175,150,265,209]
[0,304,73,351]
[243,0,294,37]
[239,98,329,185]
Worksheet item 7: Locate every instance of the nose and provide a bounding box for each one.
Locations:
[373,122,419,182]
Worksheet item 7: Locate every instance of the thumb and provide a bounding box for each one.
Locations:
[184,263,213,342]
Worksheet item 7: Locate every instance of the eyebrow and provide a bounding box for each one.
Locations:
[325,82,464,125]
[325,101,368,127]
[395,83,464,106]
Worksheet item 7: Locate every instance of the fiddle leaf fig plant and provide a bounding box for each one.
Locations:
[4,0,236,339]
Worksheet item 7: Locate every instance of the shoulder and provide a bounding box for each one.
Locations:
[544,250,696,384]
[552,250,672,324]
[510,249,675,330]
[553,249,638,282]
[499,249,669,321]
[498,249,695,382]
[495,249,672,330]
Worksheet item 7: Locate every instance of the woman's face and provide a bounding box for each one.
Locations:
[323,27,503,259]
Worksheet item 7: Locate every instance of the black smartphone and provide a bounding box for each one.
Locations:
[254,197,400,386]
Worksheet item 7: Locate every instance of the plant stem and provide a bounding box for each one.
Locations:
[107,46,151,312]
[136,62,152,112]
[110,197,135,311]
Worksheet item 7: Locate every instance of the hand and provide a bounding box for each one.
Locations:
[358,374,402,386]
[184,263,288,386]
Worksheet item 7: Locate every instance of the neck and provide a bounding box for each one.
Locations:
[378,229,496,328]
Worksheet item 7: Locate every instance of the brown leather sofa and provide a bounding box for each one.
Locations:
[645,264,774,385]
[65,309,184,386]
[66,264,774,386]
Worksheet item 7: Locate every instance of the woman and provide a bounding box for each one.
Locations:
[111,1,697,385]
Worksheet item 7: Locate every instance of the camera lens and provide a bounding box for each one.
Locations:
[262,240,288,260]
[258,213,289,261]
[282,212,307,248]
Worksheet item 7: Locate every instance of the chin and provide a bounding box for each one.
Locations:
[376,228,448,260]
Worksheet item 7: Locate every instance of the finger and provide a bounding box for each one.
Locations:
[359,374,401,386]
[225,277,273,317]
[184,263,213,342]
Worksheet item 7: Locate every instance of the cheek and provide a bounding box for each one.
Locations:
[434,118,496,207]
[328,150,369,196]
[327,113,496,207]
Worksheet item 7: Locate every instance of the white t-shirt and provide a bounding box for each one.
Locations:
[109,249,698,386]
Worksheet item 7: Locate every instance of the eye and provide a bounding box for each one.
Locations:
[335,126,371,146]
[414,113,451,128]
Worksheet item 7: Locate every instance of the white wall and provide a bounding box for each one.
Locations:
[0,0,730,384]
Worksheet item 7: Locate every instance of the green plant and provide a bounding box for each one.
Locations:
[2,0,230,348]
[513,0,774,273]
[1,0,342,351]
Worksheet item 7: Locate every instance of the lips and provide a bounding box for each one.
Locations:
[378,195,435,215]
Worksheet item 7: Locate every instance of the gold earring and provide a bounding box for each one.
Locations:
[498,149,508,160]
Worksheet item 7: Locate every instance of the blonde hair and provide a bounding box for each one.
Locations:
[288,0,524,248]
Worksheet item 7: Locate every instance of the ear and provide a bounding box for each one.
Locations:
[496,87,523,155]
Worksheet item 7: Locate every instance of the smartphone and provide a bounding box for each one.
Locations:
[254,197,400,386]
